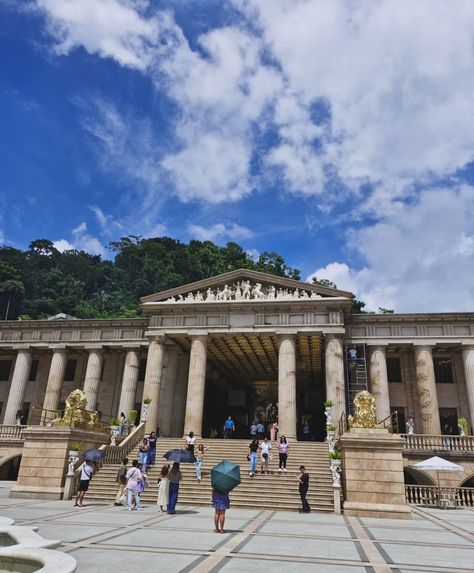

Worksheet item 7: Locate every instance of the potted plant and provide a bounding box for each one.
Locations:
[128,409,138,425]
[68,442,82,460]
[458,417,468,436]
[328,450,342,467]
[324,400,333,409]
[324,400,333,425]
[141,397,152,422]
[109,418,120,430]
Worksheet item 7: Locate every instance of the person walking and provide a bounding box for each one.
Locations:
[168,462,182,515]
[157,464,170,512]
[74,459,93,507]
[147,431,157,467]
[125,460,143,511]
[139,438,149,474]
[278,436,289,472]
[296,465,310,513]
[119,412,126,436]
[195,443,208,482]
[223,417,235,439]
[248,438,259,477]
[270,421,278,442]
[136,463,148,509]
[259,437,272,474]
[114,458,128,506]
[256,420,265,440]
[212,488,230,533]
[185,431,196,455]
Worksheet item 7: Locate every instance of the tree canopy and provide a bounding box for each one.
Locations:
[0,237,302,320]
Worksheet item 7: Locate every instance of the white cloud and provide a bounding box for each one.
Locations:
[187,222,253,242]
[53,239,75,252]
[54,222,105,256]
[90,205,124,236]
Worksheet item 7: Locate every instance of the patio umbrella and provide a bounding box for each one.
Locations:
[411,456,464,487]
[211,459,241,493]
[83,448,105,462]
[163,448,196,464]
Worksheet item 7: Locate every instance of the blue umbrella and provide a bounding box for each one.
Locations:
[211,460,241,493]
[163,448,196,463]
[83,448,105,462]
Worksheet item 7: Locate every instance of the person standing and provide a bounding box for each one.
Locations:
[259,437,272,474]
[195,443,208,482]
[223,417,235,439]
[114,457,128,506]
[157,464,170,512]
[125,460,143,511]
[139,438,149,474]
[270,421,279,442]
[303,423,311,441]
[278,436,289,472]
[250,421,257,440]
[168,462,182,515]
[119,412,126,436]
[348,347,358,364]
[147,432,157,467]
[74,459,93,507]
[256,420,265,440]
[212,488,230,533]
[136,463,148,509]
[248,438,259,477]
[296,465,310,513]
[185,431,196,455]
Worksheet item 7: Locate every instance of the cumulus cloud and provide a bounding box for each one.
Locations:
[53,238,75,252]
[54,222,105,256]
[187,222,253,242]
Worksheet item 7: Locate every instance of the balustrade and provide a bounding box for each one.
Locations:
[402,434,474,451]
[0,425,27,439]
[405,484,474,507]
[102,422,145,465]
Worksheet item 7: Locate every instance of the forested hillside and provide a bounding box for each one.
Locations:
[0,237,301,320]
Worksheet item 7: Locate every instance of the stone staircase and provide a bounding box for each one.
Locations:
[86,438,335,513]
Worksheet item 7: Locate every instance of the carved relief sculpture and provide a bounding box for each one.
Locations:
[54,389,100,429]
[347,390,378,429]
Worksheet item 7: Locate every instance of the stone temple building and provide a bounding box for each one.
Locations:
[0,269,473,442]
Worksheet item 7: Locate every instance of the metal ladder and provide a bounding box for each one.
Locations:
[345,344,368,415]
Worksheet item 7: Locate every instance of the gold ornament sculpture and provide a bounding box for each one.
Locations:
[54,389,99,429]
[347,390,377,429]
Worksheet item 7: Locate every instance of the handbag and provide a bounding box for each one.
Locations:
[246,454,250,461]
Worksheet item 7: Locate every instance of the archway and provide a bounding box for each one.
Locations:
[0,455,22,481]
[460,474,474,488]
[404,467,436,485]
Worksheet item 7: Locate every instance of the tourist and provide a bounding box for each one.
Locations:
[248,438,259,477]
[278,436,289,472]
[212,488,230,533]
[157,464,170,512]
[443,423,453,450]
[139,438,149,474]
[250,421,257,439]
[119,412,126,436]
[185,431,196,455]
[195,443,208,482]
[15,409,23,426]
[303,422,311,441]
[348,346,358,364]
[223,416,235,439]
[147,431,157,467]
[74,459,94,507]
[270,421,279,442]
[136,463,148,509]
[256,420,265,440]
[114,457,128,506]
[296,465,310,513]
[125,460,143,511]
[259,437,272,474]
[168,462,182,514]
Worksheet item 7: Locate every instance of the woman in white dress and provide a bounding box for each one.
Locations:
[157,464,170,512]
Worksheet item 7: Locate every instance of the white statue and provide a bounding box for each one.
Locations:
[242,280,252,299]
[406,417,414,435]
[234,282,242,300]
[301,290,309,299]
[325,409,332,426]
[185,292,195,301]
[166,296,176,302]
[195,291,204,301]
[331,464,341,488]
[293,289,300,299]
[276,288,285,300]
[267,285,276,299]
[205,288,215,301]
[177,294,184,301]
[252,283,265,299]
[310,291,321,299]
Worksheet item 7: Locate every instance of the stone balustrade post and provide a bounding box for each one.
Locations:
[462,345,474,433]
[42,348,68,415]
[325,335,346,425]
[414,345,441,435]
[141,337,166,433]
[117,349,140,419]
[83,349,104,411]
[369,346,391,423]
[3,349,32,425]
[278,335,297,440]
[183,336,207,438]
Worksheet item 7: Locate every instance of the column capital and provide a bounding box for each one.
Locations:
[413,344,435,352]
[48,345,68,353]
[84,346,104,354]
[149,335,167,345]
[325,333,344,341]
[189,334,208,344]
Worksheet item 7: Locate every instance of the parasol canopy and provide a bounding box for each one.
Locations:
[411,456,464,488]
[163,448,196,463]
[83,448,105,462]
[211,459,241,493]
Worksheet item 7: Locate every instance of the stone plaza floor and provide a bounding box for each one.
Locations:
[1,482,473,573]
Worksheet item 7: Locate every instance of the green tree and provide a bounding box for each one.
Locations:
[0,279,25,320]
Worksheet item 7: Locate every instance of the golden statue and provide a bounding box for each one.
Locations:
[54,389,99,429]
[347,390,377,429]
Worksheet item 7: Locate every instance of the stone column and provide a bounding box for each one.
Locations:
[83,349,104,411]
[141,337,166,433]
[462,346,474,433]
[325,335,345,424]
[42,349,68,414]
[183,336,207,437]
[3,349,32,425]
[278,335,297,440]
[157,346,179,437]
[172,352,189,437]
[117,349,140,418]
[369,346,391,423]
[414,345,441,435]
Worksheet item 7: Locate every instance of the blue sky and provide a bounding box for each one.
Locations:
[1,0,474,312]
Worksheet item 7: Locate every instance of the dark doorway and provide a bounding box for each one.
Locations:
[0,456,22,480]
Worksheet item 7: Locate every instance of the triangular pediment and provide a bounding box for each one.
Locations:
[140,268,352,306]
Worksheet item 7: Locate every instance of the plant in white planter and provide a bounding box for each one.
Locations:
[141,398,152,422]
[109,418,120,446]
[328,450,342,467]
[458,417,468,437]
[67,442,82,476]
[324,400,333,425]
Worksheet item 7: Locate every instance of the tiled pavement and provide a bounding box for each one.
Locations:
[1,482,473,573]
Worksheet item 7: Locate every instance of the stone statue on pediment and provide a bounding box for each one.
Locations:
[205,288,215,301]
[242,280,252,299]
[185,292,195,302]
[301,290,309,299]
[310,291,321,299]
[166,296,176,302]
[293,289,300,299]
[195,291,204,301]
[252,282,265,299]
[217,284,232,301]
[234,282,242,300]
[177,294,184,301]
[267,285,276,299]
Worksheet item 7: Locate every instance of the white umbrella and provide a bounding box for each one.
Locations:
[411,456,464,488]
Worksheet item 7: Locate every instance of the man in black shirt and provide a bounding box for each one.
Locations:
[296,465,310,513]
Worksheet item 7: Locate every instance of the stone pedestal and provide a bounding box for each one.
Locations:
[10,426,107,500]
[278,335,297,439]
[325,336,345,424]
[3,350,32,425]
[42,349,67,416]
[183,336,207,437]
[369,346,391,423]
[340,429,411,519]
[414,346,441,435]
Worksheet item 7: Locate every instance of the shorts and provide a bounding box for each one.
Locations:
[78,480,90,492]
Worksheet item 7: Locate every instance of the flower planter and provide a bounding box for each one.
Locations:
[330,459,342,467]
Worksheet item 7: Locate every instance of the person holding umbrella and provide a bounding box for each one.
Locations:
[168,462,182,514]
[212,487,230,533]
[210,460,241,533]
[74,459,94,507]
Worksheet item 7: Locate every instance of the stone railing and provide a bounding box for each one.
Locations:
[0,425,27,440]
[402,434,474,451]
[102,422,146,465]
[405,485,474,507]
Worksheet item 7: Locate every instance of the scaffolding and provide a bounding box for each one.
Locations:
[345,343,368,415]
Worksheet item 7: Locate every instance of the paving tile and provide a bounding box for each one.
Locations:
[69,547,201,572]
[267,512,346,524]
[147,515,249,531]
[33,522,116,543]
[258,521,353,538]
[360,517,442,529]
[218,557,368,573]
[367,526,471,545]
[378,542,474,569]
[55,509,151,526]
[0,507,69,521]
